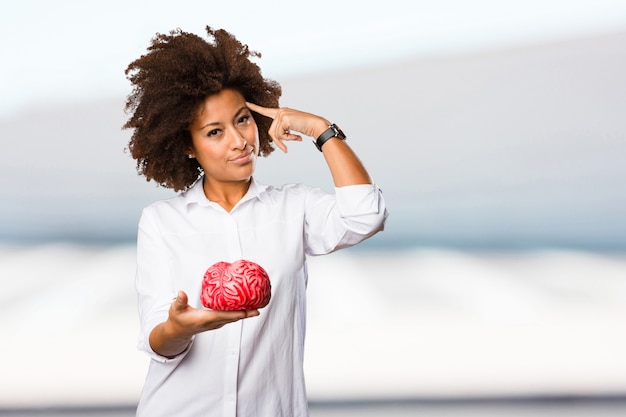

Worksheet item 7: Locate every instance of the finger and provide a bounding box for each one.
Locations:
[173,291,188,310]
[284,132,303,142]
[243,309,260,318]
[246,102,277,119]
[267,116,288,153]
[274,137,288,153]
[200,309,261,331]
[273,132,303,153]
[211,309,260,322]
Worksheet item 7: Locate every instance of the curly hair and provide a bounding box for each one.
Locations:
[123,26,282,191]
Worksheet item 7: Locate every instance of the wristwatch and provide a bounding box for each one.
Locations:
[314,123,346,151]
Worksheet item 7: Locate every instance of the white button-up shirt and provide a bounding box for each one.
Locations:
[135,177,387,417]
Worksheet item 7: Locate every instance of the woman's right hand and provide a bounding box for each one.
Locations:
[149,290,259,358]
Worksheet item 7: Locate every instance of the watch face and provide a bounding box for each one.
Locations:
[332,124,346,139]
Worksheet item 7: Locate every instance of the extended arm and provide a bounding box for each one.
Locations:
[149,291,259,358]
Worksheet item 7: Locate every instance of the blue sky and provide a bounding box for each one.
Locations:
[2,0,626,117]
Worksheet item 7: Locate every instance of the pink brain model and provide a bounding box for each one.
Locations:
[201,260,271,310]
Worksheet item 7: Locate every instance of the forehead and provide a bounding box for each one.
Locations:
[195,88,246,120]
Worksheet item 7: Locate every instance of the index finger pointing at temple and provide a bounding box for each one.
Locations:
[246,102,277,119]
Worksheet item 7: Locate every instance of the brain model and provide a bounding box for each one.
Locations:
[201,260,271,310]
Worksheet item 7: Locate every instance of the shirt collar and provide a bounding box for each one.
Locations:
[183,176,271,208]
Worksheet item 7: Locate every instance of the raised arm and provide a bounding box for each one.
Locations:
[246,102,372,187]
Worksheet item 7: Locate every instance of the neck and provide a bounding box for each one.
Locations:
[202,177,252,212]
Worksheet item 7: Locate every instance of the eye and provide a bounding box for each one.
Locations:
[206,128,220,137]
[237,115,251,125]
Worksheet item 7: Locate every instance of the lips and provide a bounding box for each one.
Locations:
[229,149,254,164]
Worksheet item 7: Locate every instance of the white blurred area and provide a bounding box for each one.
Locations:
[0,245,625,408]
[305,249,626,400]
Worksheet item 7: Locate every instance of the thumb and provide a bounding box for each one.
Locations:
[173,291,188,309]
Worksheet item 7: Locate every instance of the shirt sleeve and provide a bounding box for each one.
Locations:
[303,183,388,255]
[135,205,194,364]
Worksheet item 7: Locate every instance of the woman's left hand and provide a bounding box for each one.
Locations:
[246,102,329,153]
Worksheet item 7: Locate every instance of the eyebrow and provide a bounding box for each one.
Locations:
[198,106,249,131]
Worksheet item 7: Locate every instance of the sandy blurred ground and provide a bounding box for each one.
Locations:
[1,245,625,410]
[305,248,626,401]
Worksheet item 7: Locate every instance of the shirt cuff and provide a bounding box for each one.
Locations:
[334,184,381,217]
[138,314,195,364]
[138,336,195,364]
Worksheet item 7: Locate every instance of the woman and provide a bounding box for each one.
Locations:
[125,26,388,417]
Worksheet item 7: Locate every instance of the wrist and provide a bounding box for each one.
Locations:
[165,317,194,341]
[314,123,346,152]
[313,118,331,138]
[149,321,192,358]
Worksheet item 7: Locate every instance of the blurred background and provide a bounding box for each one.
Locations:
[1,0,626,415]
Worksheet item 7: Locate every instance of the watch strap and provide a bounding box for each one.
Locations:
[314,124,346,151]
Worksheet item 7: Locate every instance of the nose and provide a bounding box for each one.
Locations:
[228,126,247,150]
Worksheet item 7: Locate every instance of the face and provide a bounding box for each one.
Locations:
[189,88,260,187]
